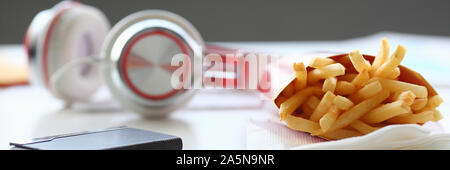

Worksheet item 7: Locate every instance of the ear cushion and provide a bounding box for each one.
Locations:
[34,4,110,101]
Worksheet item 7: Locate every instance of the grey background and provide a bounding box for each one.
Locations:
[1,0,450,44]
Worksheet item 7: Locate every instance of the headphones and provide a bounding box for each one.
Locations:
[24,1,205,116]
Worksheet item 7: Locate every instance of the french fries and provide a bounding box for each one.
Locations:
[338,74,358,82]
[349,50,371,73]
[376,78,428,98]
[374,45,406,78]
[352,70,370,87]
[335,81,356,95]
[386,67,400,79]
[301,104,314,118]
[323,89,390,134]
[293,62,307,91]
[305,96,321,109]
[322,77,337,93]
[370,38,390,75]
[361,100,409,124]
[350,120,380,134]
[348,80,383,103]
[307,63,346,84]
[319,106,340,131]
[277,38,443,141]
[301,96,321,118]
[427,95,443,108]
[397,91,416,106]
[433,110,444,122]
[310,91,336,122]
[279,86,323,121]
[309,57,335,69]
[411,98,428,111]
[318,96,355,132]
[334,95,354,110]
[387,111,434,124]
[285,113,320,133]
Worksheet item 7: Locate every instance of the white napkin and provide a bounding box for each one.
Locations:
[246,112,450,150]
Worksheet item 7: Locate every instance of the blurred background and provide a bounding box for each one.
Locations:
[1,0,450,44]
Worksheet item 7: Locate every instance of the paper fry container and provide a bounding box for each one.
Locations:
[273,53,438,109]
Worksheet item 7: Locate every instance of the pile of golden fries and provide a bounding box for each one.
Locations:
[275,38,443,140]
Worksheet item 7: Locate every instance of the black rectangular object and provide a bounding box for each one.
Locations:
[10,127,182,150]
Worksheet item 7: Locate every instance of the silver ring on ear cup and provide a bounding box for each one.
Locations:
[25,1,110,102]
[101,10,204,116]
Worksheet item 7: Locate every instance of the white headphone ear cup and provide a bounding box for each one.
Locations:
[101,10,204,116]
[26,9,54,87]
[45,5,110,101]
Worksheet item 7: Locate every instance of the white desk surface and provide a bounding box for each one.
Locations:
[1,32,450,150]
